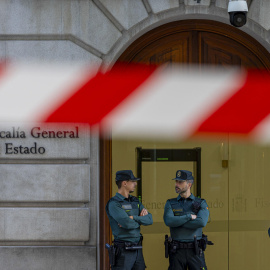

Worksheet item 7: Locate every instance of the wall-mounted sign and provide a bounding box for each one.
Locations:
[0,124,90,159]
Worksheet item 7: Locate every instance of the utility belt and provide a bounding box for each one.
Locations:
[113,239,143,250]
[106,236,143,267]
[171,241,197,249]
[164,234,213,258]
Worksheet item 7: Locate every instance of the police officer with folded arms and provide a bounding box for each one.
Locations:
[164,170,211,270]
[106,170,153,270]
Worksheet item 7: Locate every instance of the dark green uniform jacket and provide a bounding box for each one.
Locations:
[163,193,209,242]
[106,192,153,243]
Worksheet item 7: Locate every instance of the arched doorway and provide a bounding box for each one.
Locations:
[118,20,270,68]
[100,20,270,270]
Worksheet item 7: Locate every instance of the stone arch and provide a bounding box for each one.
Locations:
[100,4,270,65]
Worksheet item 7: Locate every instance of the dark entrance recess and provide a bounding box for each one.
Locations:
[99,20,270,270]
[136,148,201,199]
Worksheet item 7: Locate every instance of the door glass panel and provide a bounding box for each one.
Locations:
[229,142,270,269]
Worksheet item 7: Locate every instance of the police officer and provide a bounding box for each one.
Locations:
[163,170,209,270]
[106,170,153,270]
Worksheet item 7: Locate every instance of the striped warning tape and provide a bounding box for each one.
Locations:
[0,62,269,141]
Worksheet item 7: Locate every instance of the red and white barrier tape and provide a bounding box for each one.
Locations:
[0,62,269,141]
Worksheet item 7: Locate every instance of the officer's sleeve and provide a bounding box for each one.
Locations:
[133,202,153,226]
[108,200,140,229]
[182,200,209,229]
[163,200,192,227]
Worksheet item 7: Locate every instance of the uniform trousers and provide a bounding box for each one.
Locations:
[112,246,146,270]
[168,247,207,270]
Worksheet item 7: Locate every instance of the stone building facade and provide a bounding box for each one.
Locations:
[0,0,270,269]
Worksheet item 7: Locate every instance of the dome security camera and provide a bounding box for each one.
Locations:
[228,0,248,27]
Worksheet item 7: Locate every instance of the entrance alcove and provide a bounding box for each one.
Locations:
[100,20,270,270]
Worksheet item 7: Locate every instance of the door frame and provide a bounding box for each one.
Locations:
[99,19,270,270]
[136,147,201,199]
[99,136,111,269]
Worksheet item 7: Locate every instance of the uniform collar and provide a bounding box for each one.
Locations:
[177,193,195,201]
[115,192,131,201]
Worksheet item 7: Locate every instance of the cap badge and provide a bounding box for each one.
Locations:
[177,171,181,177]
